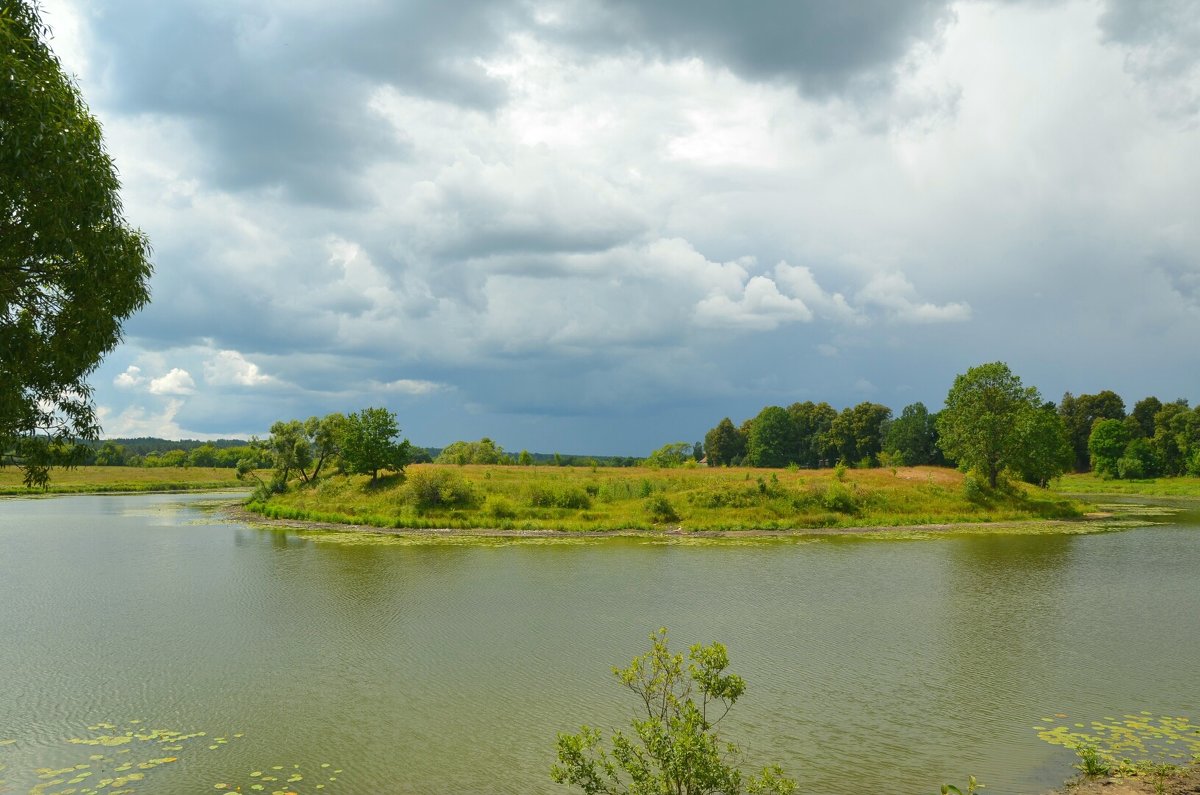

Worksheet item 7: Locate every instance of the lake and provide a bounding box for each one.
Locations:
[1,492,1197,794]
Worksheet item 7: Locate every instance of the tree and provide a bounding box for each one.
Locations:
[436,437,505,465]
[1088,418,1130,479]
[786,401,837,468]
[341,407,411,480]
[646,441,692,468]
[937,362,1064,489]
[883,402,940,466]
[267,419,314,483]
[704,418,746,467]
[93,441,126,466]
[305,412,346,479]
[745,407,795,468]
[827,402,892,467]
[1058,391,1126,472]
[551,628,795,795]
[1012,402,1073,487]
[1130,396,1162,439]
[1,1,153,487]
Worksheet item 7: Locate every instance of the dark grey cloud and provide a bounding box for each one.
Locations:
[550,0,955,97]
[83,1,531,202]
[1098,0,1200,116]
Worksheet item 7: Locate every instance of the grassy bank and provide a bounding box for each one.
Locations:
[1053,472,1200,498]
[0,465,252,495]
[248,464,1084,533]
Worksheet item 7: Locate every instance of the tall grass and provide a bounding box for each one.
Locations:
[249,464,1084,533]
[1053,472,1200,498]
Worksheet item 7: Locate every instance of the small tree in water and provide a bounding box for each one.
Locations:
[551,628,796,795]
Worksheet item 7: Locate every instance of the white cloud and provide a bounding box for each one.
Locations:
[695,275,812,330]
[774,263,861,324]
[97,399,188,438]
[856,272,972,324]
[374,379,447,396]
[114,365,145,389]
[203,350,277,387]
[147,368,196,395]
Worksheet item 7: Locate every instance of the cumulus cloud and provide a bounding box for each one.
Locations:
[147,368,196,396]
[97,399,188,439]
[114,365,145,389]
[203,350,278,387]
[856,272,971,324]
[41,0,1200,452]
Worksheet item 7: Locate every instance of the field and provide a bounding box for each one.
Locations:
[1053,472,1200,498]
[0,465,250,495]
[249,464,1085,533]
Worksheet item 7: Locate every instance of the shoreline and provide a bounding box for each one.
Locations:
[224,502,1126,539]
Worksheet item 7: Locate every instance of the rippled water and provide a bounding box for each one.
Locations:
[0,493,1197,794]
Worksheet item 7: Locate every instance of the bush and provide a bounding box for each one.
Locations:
[404,469,480,511]
[485,496,518,520]
[645,494,680,523]
[527,484,592,510]
[821,482,858,514]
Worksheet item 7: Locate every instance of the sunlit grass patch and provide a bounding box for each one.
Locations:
[249,464,1095,536]
[0,466,253,495]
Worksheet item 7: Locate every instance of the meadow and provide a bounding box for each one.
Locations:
[1053,472,1200,498]
[0,465,248,495]
[248,463,1084,533]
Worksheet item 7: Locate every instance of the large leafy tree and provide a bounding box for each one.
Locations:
[1058,390,1126,472]
[937,362,1065,488]
[883,402,941,466]
[1012,401,1074,487]
[827,402,892,467]
[341,407,411,480]
[745,406,795,468]
[786,401,837,468]
[1087,418,1130,479]
[551,629,795,795]
[1,2,153,487]
[704,418,746,467]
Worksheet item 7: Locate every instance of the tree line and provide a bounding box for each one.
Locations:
[700,363,1199,483]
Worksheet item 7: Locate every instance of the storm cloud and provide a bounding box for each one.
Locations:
[39,0,1200,452]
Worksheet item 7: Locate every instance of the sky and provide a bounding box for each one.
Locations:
[39,0,1200,455]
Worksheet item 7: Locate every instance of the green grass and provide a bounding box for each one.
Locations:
[0,465,253,495]
[1053,472,1200,498]
[249,464,1086,534]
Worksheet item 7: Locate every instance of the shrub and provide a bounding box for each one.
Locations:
[821,482,858,514]
[527,484,592,510]
[404,469,480,511]
[486,496,518,520]
[644,494,679,523]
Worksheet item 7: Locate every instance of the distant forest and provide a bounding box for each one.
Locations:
[76,437,639,470]
[73,385,1200,482]
[701,390,1200,480]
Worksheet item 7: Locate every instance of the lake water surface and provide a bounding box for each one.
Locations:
[1,493,1197,794]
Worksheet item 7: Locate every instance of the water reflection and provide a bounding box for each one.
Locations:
[0,494,1197,795]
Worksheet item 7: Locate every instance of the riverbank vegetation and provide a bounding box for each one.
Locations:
[247,463,1083,533]
[1053,473,1200,498]
[0,465,249,495]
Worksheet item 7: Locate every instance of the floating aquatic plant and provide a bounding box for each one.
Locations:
[1035,712,1200,770]
[2,721,345,794]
